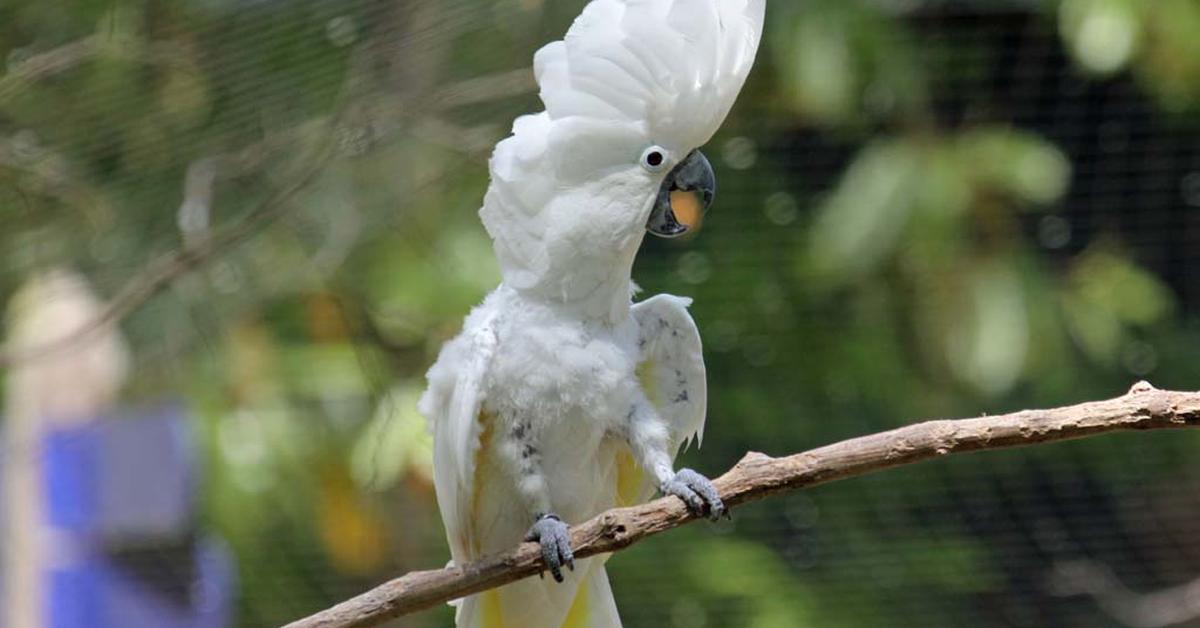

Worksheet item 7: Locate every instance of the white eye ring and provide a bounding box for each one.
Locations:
[640,146,669,172]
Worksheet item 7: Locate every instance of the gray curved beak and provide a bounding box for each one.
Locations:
[646,150,716,238]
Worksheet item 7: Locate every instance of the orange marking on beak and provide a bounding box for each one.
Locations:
[670,189,704,232]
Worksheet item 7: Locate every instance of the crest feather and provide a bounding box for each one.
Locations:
[535,0,764,150]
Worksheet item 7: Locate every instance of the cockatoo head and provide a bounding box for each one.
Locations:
[480,0,764,312]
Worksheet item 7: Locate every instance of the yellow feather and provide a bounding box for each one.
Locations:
[636,358,657,405]
[561,581,590,628]
[480,589,506,628]
[622,358,657,508]
[469,411,496,556]
[615,449,644,508]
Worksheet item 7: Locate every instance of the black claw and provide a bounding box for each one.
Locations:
[563,544,575,572]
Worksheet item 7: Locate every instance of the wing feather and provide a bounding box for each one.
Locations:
[631,294,707,452]
[418,306,498,564]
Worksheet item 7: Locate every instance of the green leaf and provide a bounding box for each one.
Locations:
[1139,0,1200,111]
[773,0,927,127]
[945,261,1029,396]
[1062,246,1175,363]
[350,384,433,490]
[1058,0,1143,75]
[958,129,1072,207]
[774,3,858,125]
[685,537,819,628]
[807,139,920,281]
[1071,248,1175,326]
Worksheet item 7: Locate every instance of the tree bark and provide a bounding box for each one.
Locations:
[284,382,1200,628]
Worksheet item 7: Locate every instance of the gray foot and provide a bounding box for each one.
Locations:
[661,468,726,520]
[524,513,574,582]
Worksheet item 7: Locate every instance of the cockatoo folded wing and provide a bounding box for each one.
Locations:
[627,294,707,502]
[418,308,498,565]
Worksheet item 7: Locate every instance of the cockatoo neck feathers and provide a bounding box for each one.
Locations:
[480,0,764,312]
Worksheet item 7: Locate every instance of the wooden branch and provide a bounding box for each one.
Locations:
[284,382,1200,628]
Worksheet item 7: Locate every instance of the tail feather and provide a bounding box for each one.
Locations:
[569,562,621,628]
[456,559,620,628]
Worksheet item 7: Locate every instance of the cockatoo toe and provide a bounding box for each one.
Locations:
[662,468,726,521]
[525,513,574,583]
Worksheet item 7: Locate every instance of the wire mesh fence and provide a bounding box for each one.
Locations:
[3,0,1200,626]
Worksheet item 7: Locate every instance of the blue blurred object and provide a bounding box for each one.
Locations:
[15,407,234,628]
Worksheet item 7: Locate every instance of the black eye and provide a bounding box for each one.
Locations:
[640,146,668,172]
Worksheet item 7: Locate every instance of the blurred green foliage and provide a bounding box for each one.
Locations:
[3,0,1200,626]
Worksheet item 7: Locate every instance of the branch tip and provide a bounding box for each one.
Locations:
[1129,380,1157,394]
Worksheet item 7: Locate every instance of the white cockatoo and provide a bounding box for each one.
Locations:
[419,1,764,626]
